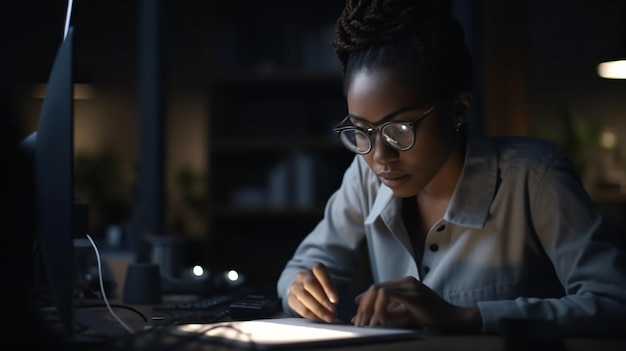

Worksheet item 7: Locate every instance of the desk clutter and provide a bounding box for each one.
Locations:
[151,293,281,325]
[50,290,282,350]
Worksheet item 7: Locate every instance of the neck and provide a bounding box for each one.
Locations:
[419,134,467,201]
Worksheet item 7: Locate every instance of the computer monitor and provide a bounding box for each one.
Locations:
[26,24,78,339]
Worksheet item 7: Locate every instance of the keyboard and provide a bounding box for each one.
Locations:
[229,294,281,320]
[151,293,281,325]
[152,294,233,325]
[170,294,233,310]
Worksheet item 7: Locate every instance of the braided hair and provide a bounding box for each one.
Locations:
[333,0,472,101]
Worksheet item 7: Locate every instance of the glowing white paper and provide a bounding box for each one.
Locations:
[174,317,419,349]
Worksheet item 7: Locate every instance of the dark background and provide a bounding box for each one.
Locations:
[1,0,625,344]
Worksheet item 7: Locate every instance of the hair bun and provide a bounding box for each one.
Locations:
[423,0,453,18]
[333,0,458,69]
[385,0,453,19]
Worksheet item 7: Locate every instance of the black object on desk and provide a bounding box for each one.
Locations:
[229,294,281,320]
[152,294,233,324]
[122,263,163,305]
[170,294,233,310]
[152,292,281,325]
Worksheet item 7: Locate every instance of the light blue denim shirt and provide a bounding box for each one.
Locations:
[277,134,626,337]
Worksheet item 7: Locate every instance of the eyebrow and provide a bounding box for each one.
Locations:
[347,104,426,126]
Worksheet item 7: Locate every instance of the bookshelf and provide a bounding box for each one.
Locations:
[205,1,354,285]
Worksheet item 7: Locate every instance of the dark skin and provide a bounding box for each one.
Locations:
[287,67,481,332]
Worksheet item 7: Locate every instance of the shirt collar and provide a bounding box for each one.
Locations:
[445,135,497,228]
[365,135,497,229]
[365,184,396,225]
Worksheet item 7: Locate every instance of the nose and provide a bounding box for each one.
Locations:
[371,132,399,164]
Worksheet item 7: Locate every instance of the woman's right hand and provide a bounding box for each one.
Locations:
[287,262,339,323]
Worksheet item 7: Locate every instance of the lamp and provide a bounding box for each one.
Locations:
[597,2,626,79]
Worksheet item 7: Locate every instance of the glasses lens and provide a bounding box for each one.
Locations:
[381,123,414,150]
[339,129,371,154]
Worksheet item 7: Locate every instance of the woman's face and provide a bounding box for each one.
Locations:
[346,68,466,198]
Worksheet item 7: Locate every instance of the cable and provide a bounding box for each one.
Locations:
[63,0,74,40]
[76,303,149,322]
[85,234,135,335]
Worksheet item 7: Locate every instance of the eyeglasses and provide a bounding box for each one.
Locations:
[332,104,437,155]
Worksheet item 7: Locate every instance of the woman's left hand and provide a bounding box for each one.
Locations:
[351,276,482,332]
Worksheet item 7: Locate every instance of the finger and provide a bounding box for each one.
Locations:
[369,286,390,327]
[354,282,409,327]
[287,289,326,323]
[312,263,339,304]
[354,292,363,304]
[354,295,413,327]
[386,292,429,323]
[384,303,416,326]
[290,279,336,323]
[353,285,378,327]
[358,295,400,309]
[377,288,430,328]
[298,272,336,317]
[353,278,422,327]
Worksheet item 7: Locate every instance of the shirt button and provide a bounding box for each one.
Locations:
[436,225,446,232]
[423,266,430,274]
[429,243,439,252]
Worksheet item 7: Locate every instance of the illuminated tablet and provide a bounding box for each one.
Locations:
[173,317,420,349]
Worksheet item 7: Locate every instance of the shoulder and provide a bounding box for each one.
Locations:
[492,136,566,164]
[466,134,581,192]
[483,136,586,198]
[487,136,574,177]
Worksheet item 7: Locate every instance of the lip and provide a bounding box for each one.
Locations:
[378,173,410,188]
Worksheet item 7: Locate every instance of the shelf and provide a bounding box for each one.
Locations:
[211,137,345,153]
[211,205,326,218]
[214,71,342,86]
[205,0,350,286]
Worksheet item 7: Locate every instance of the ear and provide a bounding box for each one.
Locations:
[453,92,471,126]
[454,92,471,116]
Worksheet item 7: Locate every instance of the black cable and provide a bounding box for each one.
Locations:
[75,303,149,322]
[116,323,250,351]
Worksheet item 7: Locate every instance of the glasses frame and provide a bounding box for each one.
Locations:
[332,104,437,155]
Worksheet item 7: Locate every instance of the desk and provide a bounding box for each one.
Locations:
[111,328,626,351]
[77,295,626,351]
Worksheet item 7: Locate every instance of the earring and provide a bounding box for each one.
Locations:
[455,121,463,132]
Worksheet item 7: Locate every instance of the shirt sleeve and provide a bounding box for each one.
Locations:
[477,151,626,337]
[275,156,372,315]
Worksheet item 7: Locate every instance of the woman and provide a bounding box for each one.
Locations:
[276,0,626,337]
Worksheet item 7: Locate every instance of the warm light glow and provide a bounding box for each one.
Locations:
[226,269,239,282]
[597,59,626,79]
[600,130,618,149]
[32,83,95,100]
[192,265,204,277]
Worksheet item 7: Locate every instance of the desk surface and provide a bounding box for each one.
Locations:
[75,295,626,351]
[112,328,626,351]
